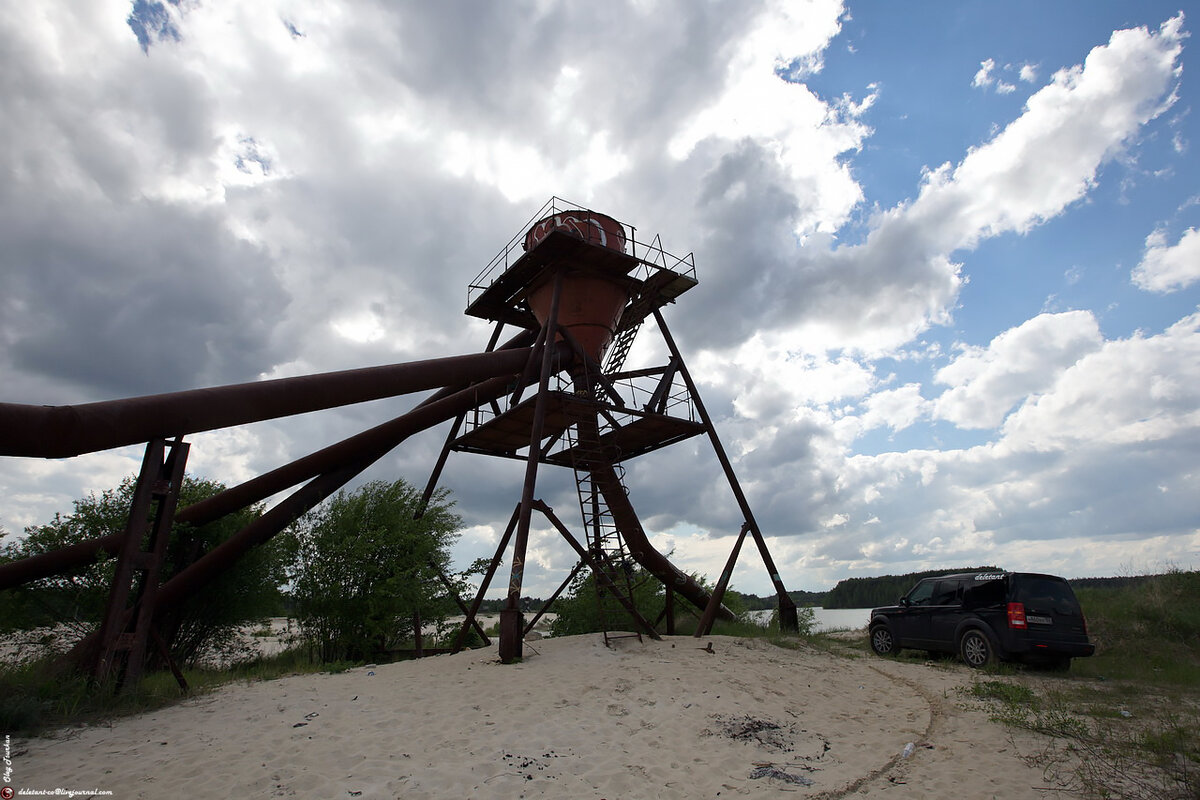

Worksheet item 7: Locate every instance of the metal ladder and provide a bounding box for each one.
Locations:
[603,317,643,375]
[566,417,642,646]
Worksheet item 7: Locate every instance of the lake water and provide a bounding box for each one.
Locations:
[748,606,872,632]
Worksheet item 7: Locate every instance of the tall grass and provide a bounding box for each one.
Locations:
[1071,568,1200,687]
[963,570,1200,799]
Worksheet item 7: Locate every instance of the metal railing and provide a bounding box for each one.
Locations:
[465,196,697,310]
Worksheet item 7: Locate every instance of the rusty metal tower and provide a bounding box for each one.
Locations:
[421,198,799,662]
[0,197,798,684]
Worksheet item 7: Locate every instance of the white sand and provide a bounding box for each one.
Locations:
[9,634,1064,799]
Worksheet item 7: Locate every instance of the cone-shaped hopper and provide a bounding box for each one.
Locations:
[524,211,630,362]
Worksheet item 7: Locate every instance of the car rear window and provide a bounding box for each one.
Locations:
[1015,576,1081,614]
[962,577,1006,607]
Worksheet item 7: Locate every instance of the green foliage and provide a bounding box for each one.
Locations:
[548,563,667,637]
[0,475,293,667]
[1071,568,1200,685]
[753,605,817,638]
[546,562,793,638]
[823,566,1003,609]
[288,479,463,663]
[964,677,1199,799]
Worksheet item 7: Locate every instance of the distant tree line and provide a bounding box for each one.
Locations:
[821,567,1004,608]
[605,570,1163,613]
[727,589,829,610]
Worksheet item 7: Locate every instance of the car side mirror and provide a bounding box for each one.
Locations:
[899,597,909,607]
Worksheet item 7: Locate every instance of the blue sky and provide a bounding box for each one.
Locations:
[1,1,1197,596]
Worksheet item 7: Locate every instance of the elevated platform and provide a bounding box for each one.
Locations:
[452,391,705,465]
[465,230,698,334]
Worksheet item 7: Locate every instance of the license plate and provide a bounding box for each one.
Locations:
[1026,615,1053,625]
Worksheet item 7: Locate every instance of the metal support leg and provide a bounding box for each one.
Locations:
[94,437,189,691]
[501,273,564,663]
[654,310,799,633]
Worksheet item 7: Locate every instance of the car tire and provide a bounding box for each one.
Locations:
[959,629,994,668]
[870,624,899,657]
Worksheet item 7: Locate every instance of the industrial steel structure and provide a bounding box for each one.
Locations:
[0,198,798,685]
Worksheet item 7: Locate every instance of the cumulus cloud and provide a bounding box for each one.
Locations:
[766,315,1200,579]
[933,312,1104,429]
[690,14,1186,362]
[1132,226,1200,292]
[972,57,1016,93]
[0,4,1194,595]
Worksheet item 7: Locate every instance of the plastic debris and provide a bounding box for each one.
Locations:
[748,766,813,785]
[901,742,915,758]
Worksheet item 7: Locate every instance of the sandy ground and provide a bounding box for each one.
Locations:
[7,634,1067,799]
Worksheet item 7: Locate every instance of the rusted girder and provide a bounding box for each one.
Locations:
[653,309,799,633]
[0,348,539,459]
[0,344,550,591]
[64,347,575,671]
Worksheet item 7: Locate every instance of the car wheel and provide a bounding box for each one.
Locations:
[959,629,994,668]
[870,625,899,657]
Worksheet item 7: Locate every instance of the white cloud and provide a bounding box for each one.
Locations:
[972,58,997,89]
[1132,226,1200,292]
[859,383,929,433]
[934,311,1103,429]
[918,17,1184,246]
[722,14,1187,360]
[776,312,1200,583]
[1002,312,1200,449]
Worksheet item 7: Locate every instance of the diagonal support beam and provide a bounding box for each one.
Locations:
[531,500,661,641]
[653,309,799,633]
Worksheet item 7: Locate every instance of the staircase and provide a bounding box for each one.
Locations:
[565,414,643,646]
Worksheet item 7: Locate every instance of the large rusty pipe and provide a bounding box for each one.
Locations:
[0,342,565,591]
[66,350,573,670]
[588,460,735,622]
[151,362,556,608]
[0,348,538,459]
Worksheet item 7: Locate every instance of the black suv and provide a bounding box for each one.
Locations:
[868,571,1095,669]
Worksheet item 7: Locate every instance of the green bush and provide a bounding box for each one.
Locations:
[289,479,463,663]
[1072,568,1200,685]
[0,475,293,668]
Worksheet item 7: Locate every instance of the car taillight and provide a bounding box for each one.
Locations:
[1007,602,1027,629]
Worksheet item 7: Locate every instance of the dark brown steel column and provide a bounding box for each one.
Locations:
[695,521,750,637]
[500,273,564,663]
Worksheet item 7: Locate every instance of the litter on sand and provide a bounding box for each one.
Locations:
[748,765,813,786]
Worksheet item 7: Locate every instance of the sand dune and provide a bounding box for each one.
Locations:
[10,634,1063,799]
